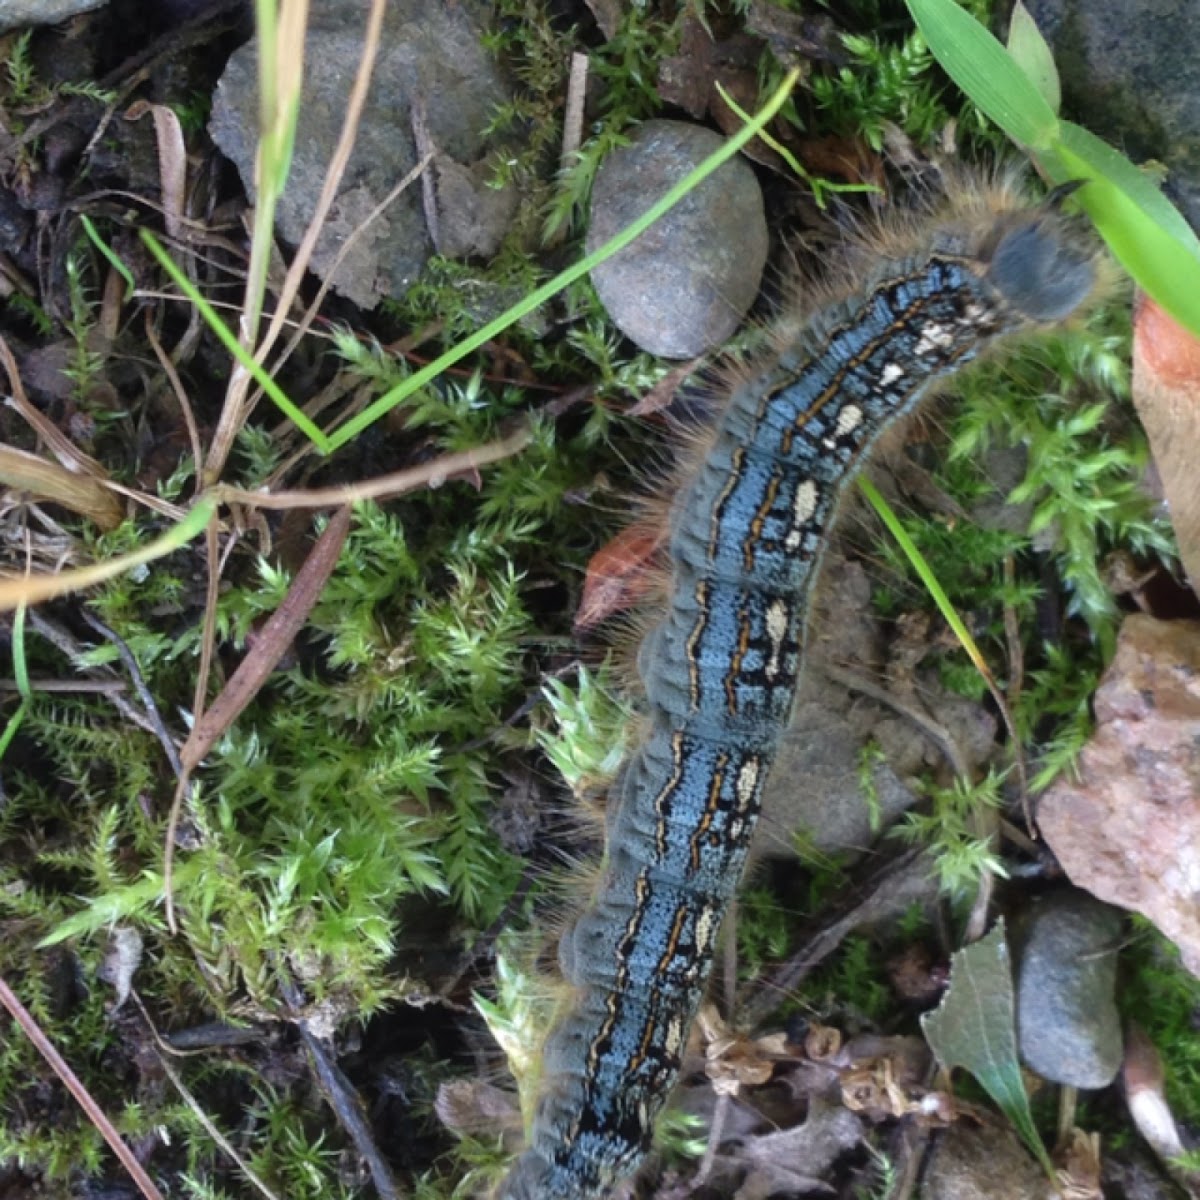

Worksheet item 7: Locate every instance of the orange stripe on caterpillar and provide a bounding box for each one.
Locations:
[498,174,1102,1200]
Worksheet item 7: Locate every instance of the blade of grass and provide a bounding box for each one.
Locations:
[324,67,801,451]
[1005,0,1060,115]
[713,81,880,208]
[209,0,385,480]
[140,231,332,452]
[0,497,217,611]
[80,215,135,291]
[0,595,30,762]
[1040,123,1200,337]
[904,0,1059,150]
[859,476,1030,820]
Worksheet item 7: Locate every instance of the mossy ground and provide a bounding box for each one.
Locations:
[0,1,1196,1197]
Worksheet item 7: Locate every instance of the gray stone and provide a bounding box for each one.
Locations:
[759,686,917,861]
[1014,888,1124,1089]
[209,0,515,309]
[1025,0,1200,231]
[586,120,768,358]
[756,557,995,866]
[0,0,105,32]
[922,1125,1051,1200]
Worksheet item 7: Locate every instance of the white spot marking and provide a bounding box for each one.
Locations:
[764,598,789,679]
[835,405,864,437]
[735,759,760,812]
[879,362,904,385]
[825,403,865,448]
[785,479,819,550]
[664,1016,685,1056]
[914,322,955,355]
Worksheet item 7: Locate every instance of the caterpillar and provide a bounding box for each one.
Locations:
[497,175,1100,1200]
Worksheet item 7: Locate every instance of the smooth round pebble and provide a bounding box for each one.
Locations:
[1015,888,1124,1089]
[586,120,768,359]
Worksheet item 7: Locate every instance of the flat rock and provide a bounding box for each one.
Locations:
[0,0,105,32]
[922,1125,1051,1200]
[758,559,994,865]
[586,120,767,358]
[1038,615,1200,976]
[1013,889,1124,1088]
[209,0,515,309]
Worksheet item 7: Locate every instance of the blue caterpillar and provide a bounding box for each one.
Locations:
[499,178,1099,1200]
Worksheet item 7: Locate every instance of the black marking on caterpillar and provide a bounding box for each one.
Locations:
[498,177,1099,1200]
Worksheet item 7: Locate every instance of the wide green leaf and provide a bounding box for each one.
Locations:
[922,922,1054,1177]
[1006,0,1060,115]
[1041,122,1200,337]
[905,0,1058,149]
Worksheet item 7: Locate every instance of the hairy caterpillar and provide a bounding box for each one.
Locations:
[498,176,1100,1200]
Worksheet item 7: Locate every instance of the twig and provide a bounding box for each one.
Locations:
[25,610,159,737]
[131,993,282,1200]
[735,847,927,1029]
[213,424,532,510]
[80,611,183,778]
[276,972,403,1200]
[820,661,971,779]
[0,972,166,1200]
[0,678,126,694]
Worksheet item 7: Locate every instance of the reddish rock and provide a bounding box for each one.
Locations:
[1038,615,1200,975]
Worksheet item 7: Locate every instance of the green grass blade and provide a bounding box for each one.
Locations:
[904,0,1059,149]
[859,476,992,678]
[140,230,332,452]
[0,497,218,611]
[1006,0,1060,115]
[1039,122,1200,337]
[12,599,29,696]
[80,215,135,291]
[0,699,29,761]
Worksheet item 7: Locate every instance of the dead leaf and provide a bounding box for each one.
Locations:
[1055,1128,1102,1200]
[626,356,704,418]
[696,1004,787,1095]
[1131,294,1200,597]
[125,100,187,241]
[727,1101,864,1200]
[435,1078,522,1139]
[0,442,122,530]
[98,926,143,1011]
[575,520,665,630]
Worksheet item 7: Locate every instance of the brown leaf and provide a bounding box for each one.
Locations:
[575,520,665,630]
[125,101,187,241]
[434,1078,522,1139]
[0,442,123,530]
[626,356,704,418]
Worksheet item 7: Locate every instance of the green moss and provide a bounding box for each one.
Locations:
[1119,923,1200,1127]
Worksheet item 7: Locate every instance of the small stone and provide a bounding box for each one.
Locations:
[586,120,767,359]
[922,1125,1051,1200]
[1038,615,1200,976]
[1013,889,1124,1089]
[0,0,105,32]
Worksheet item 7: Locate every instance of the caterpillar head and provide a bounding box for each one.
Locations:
[985,214,1098,323]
